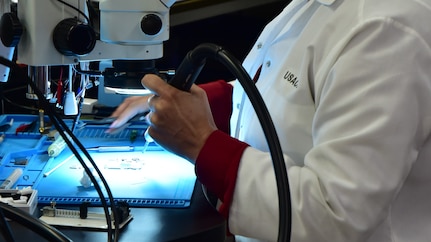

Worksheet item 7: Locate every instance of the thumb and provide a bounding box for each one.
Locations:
[141,74,174,96]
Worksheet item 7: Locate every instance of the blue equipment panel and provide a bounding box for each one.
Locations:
[0,114,196,208]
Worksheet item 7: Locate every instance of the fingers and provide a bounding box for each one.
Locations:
[110,96,139,117]
[146,94,156,112]
[108,96,150,130]
[142,74,177,97]
[107,74,173,135]
[109,111,133,129]
[142,77,216,161]
[145,94,160,127]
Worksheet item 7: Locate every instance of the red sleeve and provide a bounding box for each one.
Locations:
[199,80,233,134]
[197,80,249,219]
[195,130,249,218]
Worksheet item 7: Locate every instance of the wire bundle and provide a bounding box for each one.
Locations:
[0,57,119,242]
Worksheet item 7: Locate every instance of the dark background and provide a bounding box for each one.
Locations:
[160,1,287,84]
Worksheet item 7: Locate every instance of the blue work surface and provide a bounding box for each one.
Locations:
[0,114,196,208]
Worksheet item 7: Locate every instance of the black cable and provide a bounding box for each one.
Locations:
[1,95,39,112]
[0,57,120,242]
[26,66,119,241]
[0,205,15,242]
[48,106,120,242]
[218,49,291,242]
[0,85,27,94]
[0,84,39,113]
[0,202,72,242]
[86,0,100,33]
[168,43,291,242]
[56,0,91,25]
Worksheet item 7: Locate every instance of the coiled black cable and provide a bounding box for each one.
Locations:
[168,43,292,242]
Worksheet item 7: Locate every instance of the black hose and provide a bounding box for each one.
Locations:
[0,205,15,242]
[0,57,120,242]
[168,43,292,242]
[0,202,72,242]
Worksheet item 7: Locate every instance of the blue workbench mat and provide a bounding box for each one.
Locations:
[0,114,196,208]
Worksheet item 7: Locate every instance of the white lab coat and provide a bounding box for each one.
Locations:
[229,0,431,241]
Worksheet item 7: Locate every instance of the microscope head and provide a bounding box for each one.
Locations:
[1,0,176,66]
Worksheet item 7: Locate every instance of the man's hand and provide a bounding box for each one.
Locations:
[143,74,217,162]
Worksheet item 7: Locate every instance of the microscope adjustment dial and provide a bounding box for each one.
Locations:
[0,12,23,48]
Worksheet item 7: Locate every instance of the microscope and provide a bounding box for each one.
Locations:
[0,0,177,114]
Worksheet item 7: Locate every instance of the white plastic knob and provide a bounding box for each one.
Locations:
[64,92,78,115]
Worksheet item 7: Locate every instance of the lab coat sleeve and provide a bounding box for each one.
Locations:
[199,80,233,134]
[228,20,431,241]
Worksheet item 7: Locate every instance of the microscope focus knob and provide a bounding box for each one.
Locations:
[0,12,23,47]
[140,14,163,36]
[53,18,96,56]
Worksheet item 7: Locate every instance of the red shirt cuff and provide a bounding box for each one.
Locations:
[199,80,233,134]
[195,130,249,218]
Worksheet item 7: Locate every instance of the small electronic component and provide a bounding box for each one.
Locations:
[14,157,29,165]
[38,109,45,133]
[129,130,138,143]
[42,201,89,219]
[40,201,133,230]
